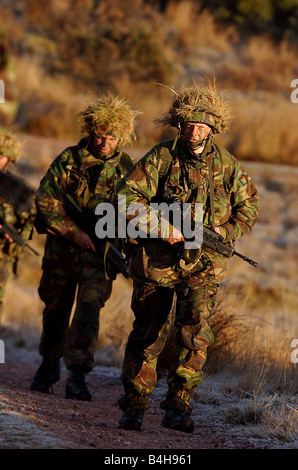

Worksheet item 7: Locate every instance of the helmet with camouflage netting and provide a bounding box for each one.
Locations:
[0,128,20,163]
[156,83,231,134]
[78,93,141,147]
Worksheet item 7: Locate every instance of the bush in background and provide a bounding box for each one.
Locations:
[1,0,298,163]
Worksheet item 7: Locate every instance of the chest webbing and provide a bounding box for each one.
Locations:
[156,143,227,229]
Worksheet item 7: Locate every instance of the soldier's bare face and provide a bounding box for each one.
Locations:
[0,155,9,171]
[181,122,211,143]
[92,134,119,156]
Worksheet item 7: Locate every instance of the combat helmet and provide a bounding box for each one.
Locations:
[0,128,20,164]
[78,93,141,147]
[156,83,231,135]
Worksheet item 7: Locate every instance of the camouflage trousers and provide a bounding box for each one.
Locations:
[38,271,113,372]
[118,266,221,415]
[0,254,14,324]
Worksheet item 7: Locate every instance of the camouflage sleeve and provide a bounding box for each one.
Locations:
[18,207,36,241]
[0,202,35,257]
[219,161,259,241]
[116,145,174,239]
[35,148,81,240]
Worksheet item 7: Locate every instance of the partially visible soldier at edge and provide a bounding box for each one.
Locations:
[115,84,259,433]
[30,94,138,401]
[0,129,35,323]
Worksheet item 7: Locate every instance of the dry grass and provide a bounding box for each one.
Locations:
[263,402,298,442]
[13,58,83,138]
[224,390,298,443]
[165,0,238,51]
[2,0,298,162]
[216,36,298,94]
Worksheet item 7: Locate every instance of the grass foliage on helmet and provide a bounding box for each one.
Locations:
[78,93,141,147]
[155,82,232,134]
[0,128,20,163]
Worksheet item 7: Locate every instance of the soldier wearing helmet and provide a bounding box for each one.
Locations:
[0,129,35,323]
[30,94,139,401]
[116,84,259,433]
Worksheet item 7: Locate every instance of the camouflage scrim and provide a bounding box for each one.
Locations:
[155,84,232,134]
[0,129,21,163]
[78,93,141,147]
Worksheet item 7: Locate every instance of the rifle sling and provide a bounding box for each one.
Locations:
[208,158,215,229]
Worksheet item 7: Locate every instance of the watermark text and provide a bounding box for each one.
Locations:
[95,196,203,249]
[291,339,298,364]
[290,79,298,103]
[0,79,4,103]
[0,339,5,363]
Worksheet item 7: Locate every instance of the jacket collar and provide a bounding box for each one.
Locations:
[175,138,214,167]
[77,137,121,169]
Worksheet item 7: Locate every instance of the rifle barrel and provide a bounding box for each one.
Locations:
[24,243,40,256]
[0,225,39,256]
[234,250,259,268]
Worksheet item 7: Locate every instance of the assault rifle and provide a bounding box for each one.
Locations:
[63,194,129,279]
[162,190,258,268]
[0,215,39,256]
[200,225,258,267]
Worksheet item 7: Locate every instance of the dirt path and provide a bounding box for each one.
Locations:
[0,356,230,450]
[0,333,290,453]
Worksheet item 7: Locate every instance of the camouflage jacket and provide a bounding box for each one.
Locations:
[35,138,134,278]
[0,199,35,261]
[0,168,36,266]
[116,138,259,285]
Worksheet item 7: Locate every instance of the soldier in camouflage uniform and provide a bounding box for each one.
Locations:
[0,130,35,323]
[30,94,138,400]
[116,85,259,432]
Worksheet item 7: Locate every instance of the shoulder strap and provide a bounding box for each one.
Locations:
[117,152,134,175]
[149,142,174,203]
[157,142,174,178]
[208,143,233,228]
[213,143,234,181]
[64,146,80,171]
[208,158,215,229]
[155,142,230,229]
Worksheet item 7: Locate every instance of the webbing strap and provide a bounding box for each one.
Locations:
[157,142,222,230]
[157,146,173,177]
[208,158,215,229]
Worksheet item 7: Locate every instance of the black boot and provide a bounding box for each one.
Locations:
[65,366,92,401]
[161,409,194,433]
[119,412,144,431]
[30,358,60,393]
